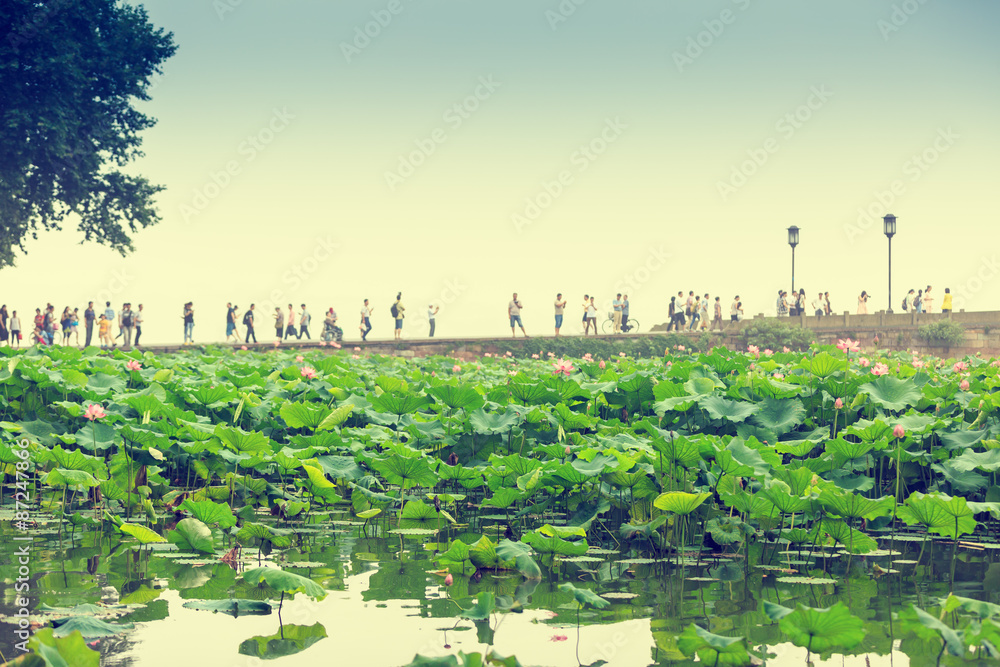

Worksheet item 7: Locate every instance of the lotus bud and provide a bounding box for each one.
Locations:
[444,574,453,587]
[564,445,571,456]
[893,424,905,439]
[960,379,970,391]
[834,398,843,409]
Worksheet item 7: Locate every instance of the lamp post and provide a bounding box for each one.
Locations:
[883,214,896,313]
[787,226,800,295]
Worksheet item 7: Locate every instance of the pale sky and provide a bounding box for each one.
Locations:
[3,0,999,344]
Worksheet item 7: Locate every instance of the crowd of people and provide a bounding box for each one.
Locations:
[0,302,142,349]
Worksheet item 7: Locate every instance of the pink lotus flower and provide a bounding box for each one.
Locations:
[531,354,539,359]
[564,445,571,455]
[960,379,970,391]
[893,424,905,439]
[125,360,142,371]
[834,398,843,409]
[300,366,317,379]
[547,352,555,358]
[354,347,361,352]
[773,373,784,380]
[836,338,860,353]
[666,361,673,367]
[552,359,574,376]
[84,404,106,421]
[319,341,327,347]
[484,353,493,358]
[913,360,924,368]
[295,355,304,362]
[763,349,773,357]
[599,360,606,369]
[550,635,569,642]
[871,363,889,376]
[582,353,593,362]
[678,345,686,352]
[240,345,248,351]
[274,340,281,347]
[444,574,453,587]
[859,357,871,367]
[453,364,461,373]
[431,371,436,377]
[954,361,968,373]
[783,346,790,353]
[352,354,360,360]
[993,360,1000,368]
[506,351,513,357]
[508,370,517,376]
[747,345,759,357]
[619,352,626,358]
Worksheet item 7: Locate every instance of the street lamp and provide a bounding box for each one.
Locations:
[883,214,896,313]
[787,226,800,295]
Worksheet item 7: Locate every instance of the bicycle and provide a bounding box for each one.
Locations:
[601,313,640,334]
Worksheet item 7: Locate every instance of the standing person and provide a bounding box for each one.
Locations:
[581,294,590,333]
[0,305,8,346]
[667,296,677,331]
[133,304,144,346]
[284,304,297,340]
[360,299,372,341]
[9,311,20,348]
[902,289,914,312]
[699,294,709,330]
[923,285,934,313]
[115,302,128,344]
[226,303,237,342]
[60,307,71,345]
[622,294,631,333]
[675,292,686,329]
[796,289,806,316]
[553,293,567,336]
[586,296,599,335]
[120,303,134,347]
[103,302,115,346]
[913,289,923,313]
[43,305,55,345]
[273,307,284,341]
[244,304,257,343]
[824,292,832,316]
[857,291,869,315]
[98,314,111,349]
[813,292,824,316]
[612,293,623,333]
[712,296,723,331]
[84,302,95,347]
[70,308,80,346]
[183,302,194,344]
[392,293,405,340]
[730,296,740,323]
[298,304,311,339]
[941,288,953,314]
[508,292,527,337]
[427,304,439,337]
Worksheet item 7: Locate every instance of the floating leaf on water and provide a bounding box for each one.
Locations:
[685,577,719,582]
[776,576,837,585]
[617,558,659,565]
[601,592,638,599]
[881,534,926,542]
[586,548,620,555]
[389,528,439,535]
[854,549,901,557]
[892,559,919,565]
[560,556,605,563]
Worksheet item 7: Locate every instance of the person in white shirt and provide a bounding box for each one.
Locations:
[9,311,21,348]
[612,294,623,333]
[360,299,372,341]
[699,294,709,330]
[508,293,527,337]
[298,305,311,339]
[586,296,599,336]
[428,304,439,337]
[285,304,297,340]
[730,297,740,322]
[812,293,824,316]
[134,304,144,346]
[554,293,567,336]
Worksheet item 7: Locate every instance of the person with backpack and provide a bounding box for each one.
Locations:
[392,293,405,340]
[360,299,372,341]
[244,304,257,343]
[902,289,914,312]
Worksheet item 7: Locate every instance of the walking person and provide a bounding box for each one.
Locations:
[712,297,723,331]
[84,302,95,347]
[298,304,311,339]
[182,302,194,344]
[120,303,134,347]
[699,294,709,330]
[667,296,677,332]
[941,288,953,314]
[508,292,527,337]
[226,303,237,342]
[824,292,832,316]
[60,307,72,345]
[284,304,297,340]
[244,304,257,343]
[730,296,740,323]
[427,304,439,337]
[134,304,144,346]
[70,308,80,346]
[923,285,934,313]
[621,294,631,333]
[392,293,405,340]
[360,299,372,341]
[857,291,870,315]
[913,289,923,313]
[796,289,806,316]
[9,311,21,348]
[554,293,567,336]
[115,302,128,344]
[612,293,623,333]
[586,296,599,335]
[688,295,701,331]
[581,294,590,334]
[273,307,284,342]
[902,289,915,312]
[103,302,115,347]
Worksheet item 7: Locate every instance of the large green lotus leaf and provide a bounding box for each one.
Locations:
[816,519,877,554]
[698,395,759,423]
[651,436,703,468]
[50,446,106,477]
[859,376,922,411]
[940,429,988,451]
[843,419,893,443]
[558,582,609,609]
[819,490,894,520]
[214,425,270,453]
[495,539,542,579]
[806,352,844,379]
[677,624,751,666]
[238,622,328,659]
[750,397,805,435]
[87,373,126,395]
[932,461,988,494]
[314,455,364,481]
[684,377,717,396]
[825,438,875,463]
[167,518,215,554]
[428,384,485,411]
[60,368,90,388]
[949,448,1000,473]
[301,463,335,489]
[182,599,272,617]
[760,481,809,514]
[706,516,752,546]
[375,375,409,394]
[371,392,432,416]
[51,616,134,639]
[469,408,522,434]
[237,523,293,548]
[653,492,711,515]
[44,468,99,489]
[896,492,974,537]
[778,603,865,653]
[897,606,965,657]
[537,524,586,539]
[437,539,472,565]
[400,499,454,523]
[178,499,237,529]
[316,403,353,431]
[241,567,327,600]
[26,628,100,667]
[187,382,236,407]
[371,454,438,490]
[521,531,588,556]
[725,439,771,477]
[119,523,166,544]
[460,592,496,621]
[469,535,515,569]
[280,401,332,430]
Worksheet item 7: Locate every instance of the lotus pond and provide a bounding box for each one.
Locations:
[2,342,1000,667]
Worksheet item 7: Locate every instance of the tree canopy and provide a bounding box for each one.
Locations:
[0,0,176,268]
